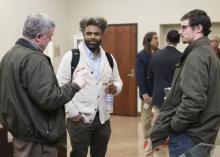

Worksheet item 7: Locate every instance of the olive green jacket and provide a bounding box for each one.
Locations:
[0,38,80,145]
[150,37,220,147]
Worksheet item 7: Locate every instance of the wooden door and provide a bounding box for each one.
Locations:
[102,24,137,116]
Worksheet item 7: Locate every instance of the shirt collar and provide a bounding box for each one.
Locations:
[15,38,43,53]
[27,39,44,52]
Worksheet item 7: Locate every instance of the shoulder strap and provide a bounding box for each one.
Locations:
[71,49,80,80]
[70,50,114,80]
[105,52,114,70]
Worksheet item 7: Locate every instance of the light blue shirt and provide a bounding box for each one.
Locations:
[85,47,101,80]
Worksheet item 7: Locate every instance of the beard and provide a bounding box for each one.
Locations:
[85,40,101,51]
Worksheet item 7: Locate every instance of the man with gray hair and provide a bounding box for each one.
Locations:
[57,16,122,157]
[0,13,84,157]
[209,35,220,59]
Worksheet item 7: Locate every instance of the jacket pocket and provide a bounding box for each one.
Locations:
[0,100,18,134]
[47,109,66,144]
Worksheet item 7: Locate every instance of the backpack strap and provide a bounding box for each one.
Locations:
[70,49,114,80]
[105,52,114,70]
[71,49,80,80]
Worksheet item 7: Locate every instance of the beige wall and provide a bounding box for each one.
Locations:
[0,0,71,66]
[1,0,220,112]
[68,0,220,51]
[1,0,220,63]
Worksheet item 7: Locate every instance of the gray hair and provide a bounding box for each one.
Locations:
[22,12,55,38]
[79,17,107,33]
[209,35,220,44]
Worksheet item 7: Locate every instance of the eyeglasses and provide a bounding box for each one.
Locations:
[180,24,191,31]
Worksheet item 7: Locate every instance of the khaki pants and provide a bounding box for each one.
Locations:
[13,138,57,157]
[141,101,160,140]
[152,105,160,125]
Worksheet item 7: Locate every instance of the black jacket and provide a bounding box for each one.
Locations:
[150,37,220,147]
[135,49,152,99]
[148,46,182,107]
[0,38,80,145]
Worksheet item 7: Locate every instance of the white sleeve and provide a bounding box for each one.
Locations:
[56,51,79,118]
[56,51,72,86]
[111,55,123,95]
[64,101,79,118]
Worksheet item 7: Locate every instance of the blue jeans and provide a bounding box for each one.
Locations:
[168,131,196,157]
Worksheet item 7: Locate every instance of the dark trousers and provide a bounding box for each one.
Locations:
[67,113,111,157]
[13,138,57,157]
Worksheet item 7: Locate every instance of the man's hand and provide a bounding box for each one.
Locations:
[145,138,154,156]
[142,94,151,104]
[73,76,85,88]
[104,82,117,94]
[70,113,85,123]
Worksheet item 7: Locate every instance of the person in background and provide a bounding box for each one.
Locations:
[135,31,159,153]
[209,35,220,59]
[0,12,83,157]
[148,29,182,125]
[56,17,122,157]
[147,9,220,157]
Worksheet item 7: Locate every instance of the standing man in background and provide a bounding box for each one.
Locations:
[147,9,220,157]
[148,30,182,125]
[135,31,159,152]
[56,17,122,157]
[0,13,83,157]
[209,35,220,59]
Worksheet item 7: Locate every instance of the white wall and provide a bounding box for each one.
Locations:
[0,0,71,71]
[68,0,220,51]
[1,0,220,112]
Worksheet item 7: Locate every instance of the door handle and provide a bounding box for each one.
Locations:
[127,68,135,77]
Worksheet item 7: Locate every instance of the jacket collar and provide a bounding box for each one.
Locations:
[15,38,53,67]
[15,38,43,53]
[165,45,176,50]
[176,37,209,67]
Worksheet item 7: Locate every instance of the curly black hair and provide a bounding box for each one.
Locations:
[79,17,107,33]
